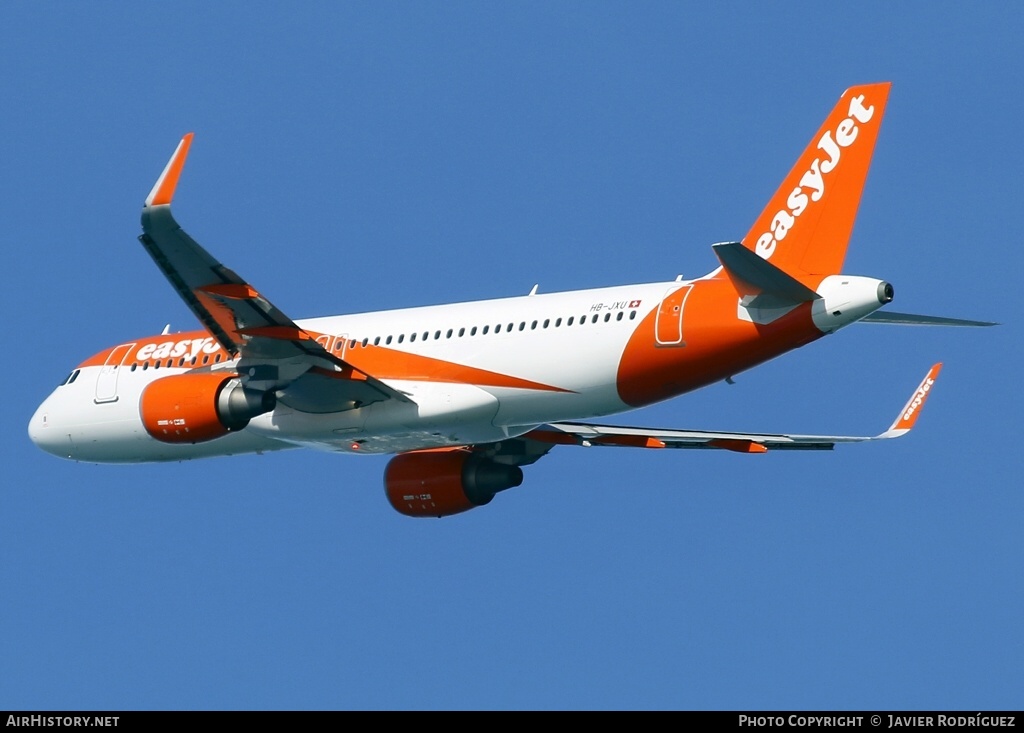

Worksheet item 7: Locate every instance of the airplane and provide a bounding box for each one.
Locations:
[28,82,994,517]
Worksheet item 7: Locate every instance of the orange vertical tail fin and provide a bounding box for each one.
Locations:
[743,83,891,277]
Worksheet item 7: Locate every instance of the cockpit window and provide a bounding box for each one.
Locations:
[59,369,81,387]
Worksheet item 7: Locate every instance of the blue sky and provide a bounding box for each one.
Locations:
[2,2,1020,711]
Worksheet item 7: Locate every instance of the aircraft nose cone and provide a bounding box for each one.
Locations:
[28,405,45,444]
[28,402,70,458]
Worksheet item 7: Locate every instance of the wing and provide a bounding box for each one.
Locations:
[138,134,409,406]
[518,364,943,454]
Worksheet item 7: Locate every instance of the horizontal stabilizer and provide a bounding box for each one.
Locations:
[860,311,997,327]
[712,241,820,303]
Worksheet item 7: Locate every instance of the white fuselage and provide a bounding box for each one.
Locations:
[28,263,889,464]
[29,281,666,462]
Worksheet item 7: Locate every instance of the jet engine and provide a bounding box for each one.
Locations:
[140,372,275,444]
[384,448,524,518]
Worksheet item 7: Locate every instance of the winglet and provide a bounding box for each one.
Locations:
[879,363,943,438]
[145,133,194,208]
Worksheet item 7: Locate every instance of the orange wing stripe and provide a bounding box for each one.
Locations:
[197,283,260,300]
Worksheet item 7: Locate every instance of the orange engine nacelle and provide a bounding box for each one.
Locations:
[384,449,524,518]
[140,372,275,444]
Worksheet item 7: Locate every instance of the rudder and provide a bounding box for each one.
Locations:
[742,83,891,276]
